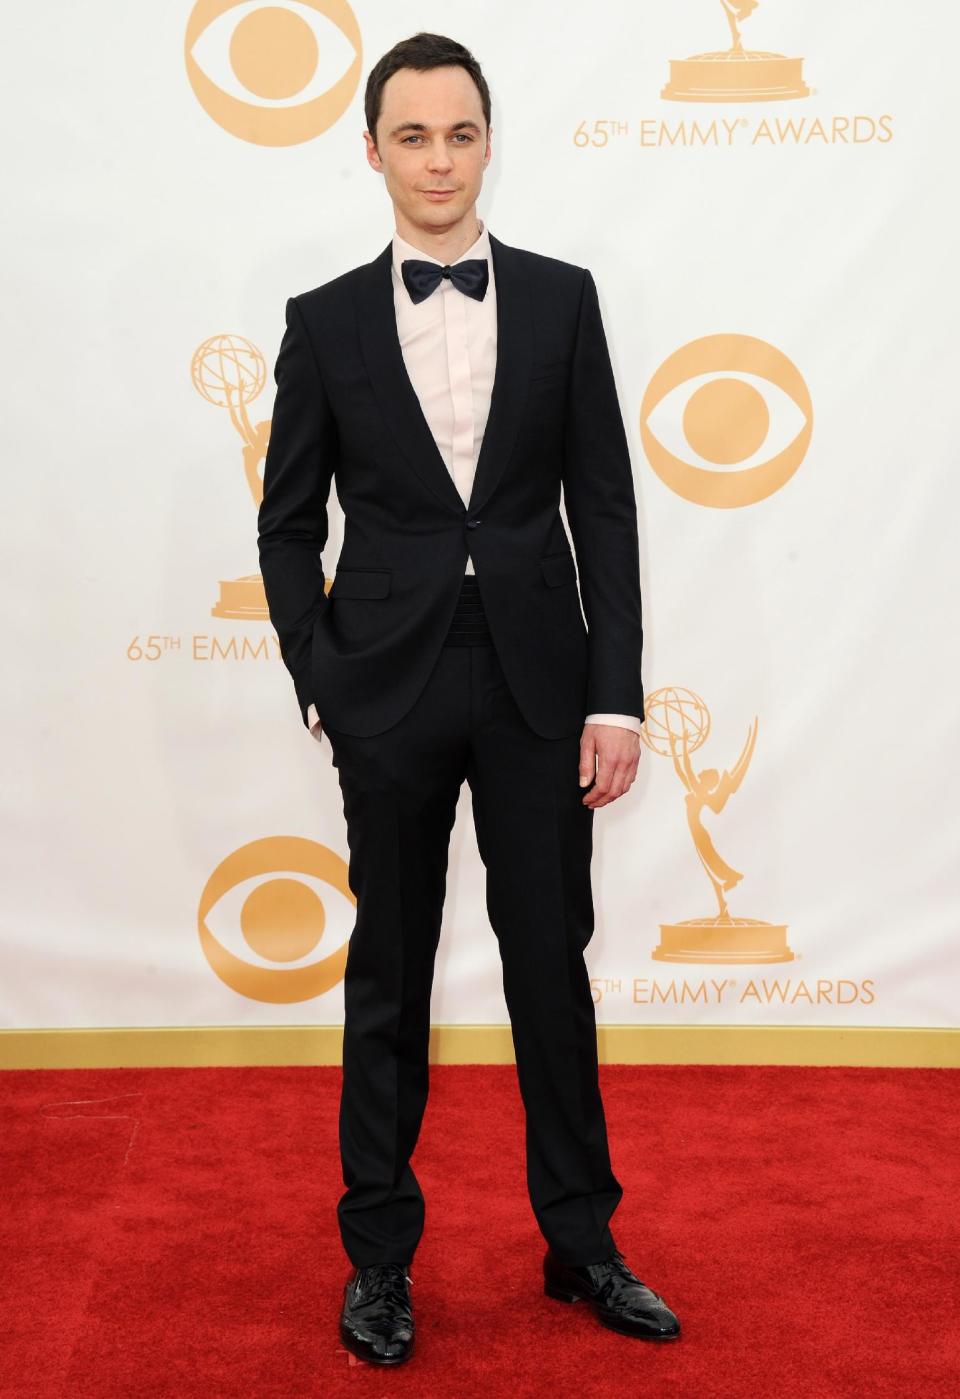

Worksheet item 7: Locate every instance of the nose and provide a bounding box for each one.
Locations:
[426,138,453,172]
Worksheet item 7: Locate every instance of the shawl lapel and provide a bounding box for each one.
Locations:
[356,230,534,519]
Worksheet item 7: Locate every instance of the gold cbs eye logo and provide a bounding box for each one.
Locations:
[198,836,353,1003]
[640,334,813,507]
[185,0,362,146]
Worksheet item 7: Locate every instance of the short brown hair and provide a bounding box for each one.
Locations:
[364,32,491,148]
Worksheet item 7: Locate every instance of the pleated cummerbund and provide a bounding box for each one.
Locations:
[442,574,493,646]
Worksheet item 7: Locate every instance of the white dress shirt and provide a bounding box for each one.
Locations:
[306,219,642,741]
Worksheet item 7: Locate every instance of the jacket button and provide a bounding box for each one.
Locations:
[466,518,482,529]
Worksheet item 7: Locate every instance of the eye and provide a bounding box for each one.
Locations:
[198,836,355,1002]
[402,133,473,144]
[184,0,362,146]
[649,372,803,471]
[640,334,813,508]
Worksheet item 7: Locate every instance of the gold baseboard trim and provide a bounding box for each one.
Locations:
[0,1025,957,1071]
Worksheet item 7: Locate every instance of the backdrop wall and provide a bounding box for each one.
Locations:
[3,1,958,1037]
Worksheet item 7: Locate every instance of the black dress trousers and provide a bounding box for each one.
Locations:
[323,576,623,1267]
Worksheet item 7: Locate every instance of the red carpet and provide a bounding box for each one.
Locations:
[1,1064,957,1397]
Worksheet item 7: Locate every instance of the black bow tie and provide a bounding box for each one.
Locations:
[401,256,489,305]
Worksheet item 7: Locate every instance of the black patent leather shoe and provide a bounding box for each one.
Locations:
[544,1248,681,1340]
[339,1261,414,1365]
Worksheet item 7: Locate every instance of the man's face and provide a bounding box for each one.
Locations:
[365,64,491,235]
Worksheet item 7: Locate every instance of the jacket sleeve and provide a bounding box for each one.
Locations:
[562,268,645,722]
[257,295,338,728]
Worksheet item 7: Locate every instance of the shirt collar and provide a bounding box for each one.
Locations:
[392,217,491,297]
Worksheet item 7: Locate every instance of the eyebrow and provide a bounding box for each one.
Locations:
[387,119,482,138]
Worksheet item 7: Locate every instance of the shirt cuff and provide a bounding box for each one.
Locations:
[306,702,323,741]
[584,712,644,736]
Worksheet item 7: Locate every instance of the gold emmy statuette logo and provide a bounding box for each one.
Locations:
[198,836,353,1003]
[191,332,273,620]
[662,0,809,103]
[185,0,362,146]
[642,686,794,964]
[640,334,813,508]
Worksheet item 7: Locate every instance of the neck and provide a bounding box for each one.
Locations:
[394,208,482,263]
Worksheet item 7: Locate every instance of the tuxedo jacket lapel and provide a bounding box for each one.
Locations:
[356,231,534,521]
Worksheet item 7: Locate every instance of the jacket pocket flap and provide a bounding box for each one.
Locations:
[330,568,392,599]
[539,552,577,587]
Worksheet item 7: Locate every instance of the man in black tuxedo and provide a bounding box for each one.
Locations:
[257,31,680,1366]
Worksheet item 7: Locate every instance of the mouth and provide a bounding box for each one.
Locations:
[421,189,457,200]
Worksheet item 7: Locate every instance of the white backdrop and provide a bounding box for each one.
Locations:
[2,1,958,1032]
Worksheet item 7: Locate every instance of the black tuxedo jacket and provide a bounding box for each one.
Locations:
[257,231,644,739]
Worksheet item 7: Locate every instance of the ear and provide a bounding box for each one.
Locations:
[363,129,382,171]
